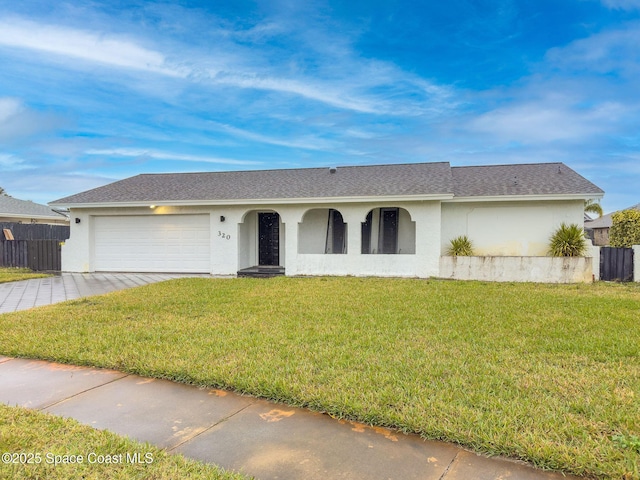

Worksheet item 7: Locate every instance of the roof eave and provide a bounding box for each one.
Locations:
[0,212,70,221]
[446,193,604,203]
[51,193,455,209]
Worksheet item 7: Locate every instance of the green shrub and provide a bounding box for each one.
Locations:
[610,209,640,248]
[548,223,587,257]
[446,235,475,256]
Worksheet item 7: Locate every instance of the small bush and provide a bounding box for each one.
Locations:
[548,223,587,257]
[447,235,474,256]
[610,209,640,248]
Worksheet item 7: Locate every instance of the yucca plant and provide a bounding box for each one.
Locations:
[446,235,475,256]
[548,223,587,257]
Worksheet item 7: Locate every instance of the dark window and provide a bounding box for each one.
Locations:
[378,208,399,254]
[325,209,346,254]
[361,211,373,254]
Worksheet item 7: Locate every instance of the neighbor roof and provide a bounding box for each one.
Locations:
[0,195,68,221]
[50,161,603,207]
[585,203,640,229]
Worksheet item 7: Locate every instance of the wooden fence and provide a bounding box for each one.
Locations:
[0,222,69,241]
[600,247,634,282]
[0,240,62,271]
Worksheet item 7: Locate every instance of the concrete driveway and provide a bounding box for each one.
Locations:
[0,273,210,314]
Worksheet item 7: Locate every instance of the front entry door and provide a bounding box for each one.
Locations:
[258,212,280,266]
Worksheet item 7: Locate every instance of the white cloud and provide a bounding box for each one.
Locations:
[84,148,262,166]
[209,122,340,151]
[210,72,380,113]
[0,97,65,142]
[0,15,455,116]
[601,0,640,10]
[468,99,625,144]
[545,22,640,77]
[0,18,186,77]
[0,153,31,171]
[0,97,23,123]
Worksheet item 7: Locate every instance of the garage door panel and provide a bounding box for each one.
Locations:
[94,215,211,273]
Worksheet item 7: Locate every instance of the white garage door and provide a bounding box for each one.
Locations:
[94,215,211,273]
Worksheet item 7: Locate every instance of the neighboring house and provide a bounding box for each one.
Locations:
[0,195,69,225]
[584,203,640,246]
[49,162,603,277]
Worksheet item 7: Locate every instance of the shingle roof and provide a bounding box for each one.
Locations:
[0,195,68,220]
[50,161,603,206]
[451,163,604,197]
[51,162,454,204]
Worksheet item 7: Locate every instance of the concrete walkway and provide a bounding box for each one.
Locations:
[0,356,581,480]
[0,273,210,313]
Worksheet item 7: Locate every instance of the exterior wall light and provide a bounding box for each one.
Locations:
[220,215,226,222]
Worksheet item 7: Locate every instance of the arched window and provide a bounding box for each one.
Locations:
[362,208,415,254]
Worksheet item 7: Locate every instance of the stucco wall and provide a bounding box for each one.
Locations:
[62,201,441,277]
[440,200,585,256]
[439,256,594,283]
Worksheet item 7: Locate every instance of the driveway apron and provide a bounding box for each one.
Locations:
[0,273,209,313]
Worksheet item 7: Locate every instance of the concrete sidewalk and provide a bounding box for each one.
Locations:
[0,273,211,313]
[0,356,581,480]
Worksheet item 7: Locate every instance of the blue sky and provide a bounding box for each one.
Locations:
[1,0,639,212]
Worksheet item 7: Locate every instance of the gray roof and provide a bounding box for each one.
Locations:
[451,163,603,197]
[0,195,68,220]
[585,203,640,229]
[51,161,603,206]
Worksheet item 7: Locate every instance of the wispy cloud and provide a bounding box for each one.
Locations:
[468,98,626,144]
[0,18,185,77]
[84,148,262,166]
[208,122,340,151]
[601,0,640,10]
[0,97,66,142]
[0,15,454,116]
[545,21,640,78]
[0,153,31,170]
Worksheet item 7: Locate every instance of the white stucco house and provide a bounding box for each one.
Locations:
[49,162,603,278]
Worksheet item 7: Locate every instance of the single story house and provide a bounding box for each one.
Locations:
[50,162,603,278]
[0,195,69,225]
[584,203,640,246]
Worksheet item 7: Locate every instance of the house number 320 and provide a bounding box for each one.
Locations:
[218,231,231,240]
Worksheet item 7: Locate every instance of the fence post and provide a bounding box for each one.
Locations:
[634,245,640,283]
[587,244,600,282]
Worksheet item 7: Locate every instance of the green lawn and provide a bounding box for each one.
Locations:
[0,268,50,284]
[0,404,249,480]
[1,277,639,479]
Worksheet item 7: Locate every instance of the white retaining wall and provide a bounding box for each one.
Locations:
[439,256,594,283]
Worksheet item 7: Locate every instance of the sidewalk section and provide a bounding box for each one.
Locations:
[0,356,581,480]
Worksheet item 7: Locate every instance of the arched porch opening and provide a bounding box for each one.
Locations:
[361,207,415,254]
[298,208,347,254]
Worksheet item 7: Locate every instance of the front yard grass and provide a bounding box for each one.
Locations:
[0,277,638,479]
[0,404,249,479]
[0,268,49,283]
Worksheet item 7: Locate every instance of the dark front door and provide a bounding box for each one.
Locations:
[258,212,280,266]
